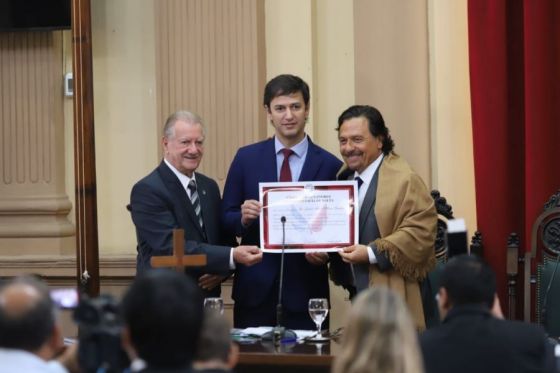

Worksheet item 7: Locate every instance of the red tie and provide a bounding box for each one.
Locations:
[279,148,294,181]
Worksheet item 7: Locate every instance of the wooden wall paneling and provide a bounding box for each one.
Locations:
[154,0,266,189]
[0,32,74,254]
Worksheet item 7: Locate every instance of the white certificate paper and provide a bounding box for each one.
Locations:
[259,181,358,253]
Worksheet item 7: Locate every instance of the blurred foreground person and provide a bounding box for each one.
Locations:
[0,276,78,373]
[121,269,204,372]
[193,312,238,373]
[420,255,555,373]
[332,287,424,373]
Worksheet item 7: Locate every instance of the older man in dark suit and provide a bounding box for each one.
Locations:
[420,255,556,373]
[129,110,262,297]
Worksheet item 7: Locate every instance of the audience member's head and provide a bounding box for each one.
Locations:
[194,313,238,371]
[332,287,424,373]
[438,254,495,319]
[120,269,204,370]
[0,275,63,360]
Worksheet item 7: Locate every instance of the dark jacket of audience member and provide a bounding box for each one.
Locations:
[420,254,555,373]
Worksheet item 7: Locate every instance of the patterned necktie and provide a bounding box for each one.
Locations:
[187,179,204,230]
[279,148,294,182]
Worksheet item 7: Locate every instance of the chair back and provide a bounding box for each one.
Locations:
[423,190,484,328]
[423,190,454,328]
[526,190,560,336]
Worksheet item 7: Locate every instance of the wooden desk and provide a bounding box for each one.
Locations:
[237,340,340,373]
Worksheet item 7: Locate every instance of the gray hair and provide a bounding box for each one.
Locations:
[163,110,206,139]
[0,275,56,351]
[195,313,231,363]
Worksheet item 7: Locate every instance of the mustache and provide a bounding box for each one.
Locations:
[342,151,362,157]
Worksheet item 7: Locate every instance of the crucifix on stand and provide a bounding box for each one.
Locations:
[151,229,207,271]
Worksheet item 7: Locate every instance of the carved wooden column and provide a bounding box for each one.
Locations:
[0,32,74,256]
[72,0,100,296]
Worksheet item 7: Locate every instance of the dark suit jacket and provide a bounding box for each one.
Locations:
[129,161,236,297]
[336,165,393,293]
[420,305,556,373]
[222,137,342,315]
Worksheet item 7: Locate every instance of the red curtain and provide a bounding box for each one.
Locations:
[468,0,560,314]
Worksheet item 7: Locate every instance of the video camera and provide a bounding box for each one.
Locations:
[72,293,129,373]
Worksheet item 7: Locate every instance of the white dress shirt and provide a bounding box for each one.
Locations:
[0,348,68,373]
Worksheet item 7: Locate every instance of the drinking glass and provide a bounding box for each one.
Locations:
[203,297,224,315]
[308,298,329,339]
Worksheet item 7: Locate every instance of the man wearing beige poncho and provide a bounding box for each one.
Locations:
[335,105,437,330]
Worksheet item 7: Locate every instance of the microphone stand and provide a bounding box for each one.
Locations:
[262,216,297,345]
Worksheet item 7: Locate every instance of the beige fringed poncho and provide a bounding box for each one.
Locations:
[370,153,437,330]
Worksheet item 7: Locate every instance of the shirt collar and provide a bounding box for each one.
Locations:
[354,153,384,183]
[164,158,195,191]
[274,134,308,158]
[443,304,493,324]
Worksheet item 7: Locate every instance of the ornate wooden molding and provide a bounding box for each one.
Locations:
[0,255,135,278]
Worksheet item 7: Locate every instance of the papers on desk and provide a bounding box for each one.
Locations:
[232,327,317,341]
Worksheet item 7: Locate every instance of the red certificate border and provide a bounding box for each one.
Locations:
[262,184,356,250]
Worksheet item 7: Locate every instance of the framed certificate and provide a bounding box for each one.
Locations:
[259,181,358,253]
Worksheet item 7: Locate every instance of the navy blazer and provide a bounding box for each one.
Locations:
[222,137,343,313]
[129,161,236,297]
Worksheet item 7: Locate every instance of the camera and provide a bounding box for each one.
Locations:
[73,294,129,373]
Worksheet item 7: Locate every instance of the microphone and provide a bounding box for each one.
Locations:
[262,216,297,344]
[541,252,560,332]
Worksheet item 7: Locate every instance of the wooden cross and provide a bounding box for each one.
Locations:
[150,229,207,272]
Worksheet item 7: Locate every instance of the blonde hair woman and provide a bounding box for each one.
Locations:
[332,287,424,373]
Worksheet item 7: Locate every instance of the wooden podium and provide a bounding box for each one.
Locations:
[150,229,207,271]
[237,340,339,373]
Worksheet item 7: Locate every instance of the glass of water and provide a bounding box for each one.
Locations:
[203,297,224,315]
[308,298,329,339]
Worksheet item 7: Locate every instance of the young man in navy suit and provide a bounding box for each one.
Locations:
[222,75,343,329]
[129,111,262,298]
